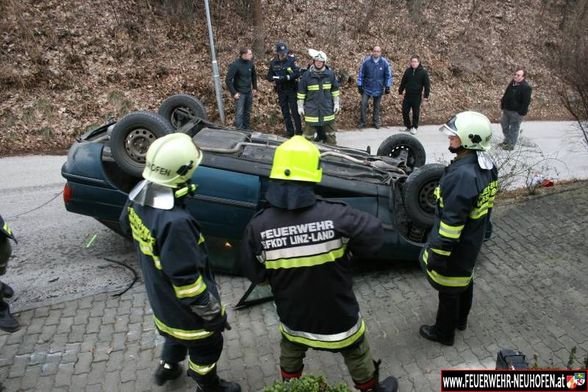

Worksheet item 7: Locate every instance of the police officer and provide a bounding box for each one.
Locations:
[297,49,340,145]
[419,111,498,346]
[120,134,240,392]
[267,42,302,137]
[240,136,398,392]
[0,214,19,333]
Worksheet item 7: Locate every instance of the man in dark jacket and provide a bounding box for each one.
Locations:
[0,214,19,333]
[500,68,532,150]
[120,133,240,392]
[398,55,430,135]
[226,48,258,129]
[419,111,498,346]
[267,42,302,137]
[297,49,340,145]
[357,46,393,129]
[241,136,398,392]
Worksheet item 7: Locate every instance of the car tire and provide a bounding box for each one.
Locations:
[110,111,173,177]
[158,94,207,131]
[376,134,426,169]
[403,163,445,228]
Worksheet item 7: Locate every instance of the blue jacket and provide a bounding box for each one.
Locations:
[357,56,392,96]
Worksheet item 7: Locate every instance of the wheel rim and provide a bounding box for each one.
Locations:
[124,128,156,162]
[387,145,414,166]
[170,106,195,128]
[418,180,438,215]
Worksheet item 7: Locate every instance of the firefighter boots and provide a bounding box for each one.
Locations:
[154,361,183,386]
[0,302,19,333]
[355,360,398,392]
[1,283,13,298]
[195,369,241,392]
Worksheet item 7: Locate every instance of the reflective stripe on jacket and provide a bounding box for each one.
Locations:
[419,153,498,292]
[241,198,384,351]
[297,67,339,126]
[0,215,16,241]
[119,201,221,344]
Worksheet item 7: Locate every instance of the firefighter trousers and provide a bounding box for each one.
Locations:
[161,334,223,380]
[280,335,375,384]
[435,281,474,338]
[303,122,337,145]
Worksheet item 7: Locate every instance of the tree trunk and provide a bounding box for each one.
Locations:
[252,0,264,58]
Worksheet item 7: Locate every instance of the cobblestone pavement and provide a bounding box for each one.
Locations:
[1,184,587,392]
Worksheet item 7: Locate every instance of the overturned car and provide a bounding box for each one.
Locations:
[62,95,444,275]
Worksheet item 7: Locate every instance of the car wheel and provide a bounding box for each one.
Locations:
[376,134,426,169]
[158,94,207,131]
[110,111,173,177]
[403,163,445,228]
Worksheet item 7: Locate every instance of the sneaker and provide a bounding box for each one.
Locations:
[154,361,183,386]
[402,127,411,133]
[501,143,514,151]
[374,123,380,129]
[409,128,417,135]
[358,123,366,129]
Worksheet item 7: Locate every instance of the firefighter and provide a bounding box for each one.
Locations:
[297,49,340,145]
[240,136,398,392]
[267,42,302,137]
[0,214,19,333]
[119,133,240,392]
[419,111,498,346]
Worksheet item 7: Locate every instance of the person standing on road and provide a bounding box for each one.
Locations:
[240,136,398,392]
[499,68,532,150]
[226,48,258,129]
[398,55,430,135]
[267,42,302,137]
[0,214,19,333]
[120,134,241,392]
[419,111,498,346]
[357,46,393,129]
[297,49,340,145]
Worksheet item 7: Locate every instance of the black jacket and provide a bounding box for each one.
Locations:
[266,54,300,91]
[225,58,258,95]
[120,202,223,346]
[241,187,384,351]
[501,80,532,116]
[398,64,430,99]
[419,153,498,293]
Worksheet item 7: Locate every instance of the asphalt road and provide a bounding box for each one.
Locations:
[0,155,137,312]
[1,120,586,312]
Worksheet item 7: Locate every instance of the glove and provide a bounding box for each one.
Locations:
[298,104,305,116]
[272,75,285,81]
[202,309,231,332]
[334,102,340,114]
[426,249,448,272]
[385,87,390,95]
[357,86,364,95]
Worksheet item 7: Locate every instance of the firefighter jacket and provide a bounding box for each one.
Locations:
[419,152,498,293]
[297,66,340,126]
[120,202,223,346]
[267,54,300,91]
[0,215,15,242]
[241,193,384,352]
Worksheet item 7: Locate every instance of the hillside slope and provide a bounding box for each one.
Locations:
[0,0,576,155]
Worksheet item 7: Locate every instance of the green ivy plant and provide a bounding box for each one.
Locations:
[263,375,352,392]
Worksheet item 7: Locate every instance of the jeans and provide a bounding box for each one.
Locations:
[501,110,523,146]
[359,94,382,127]
[402,95,422,129]
[234,92,253,129]
[435,281,474,338]
[278,89,302,136]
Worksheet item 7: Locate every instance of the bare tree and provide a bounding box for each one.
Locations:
[252,0,264,58]
[558,1,588,147]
